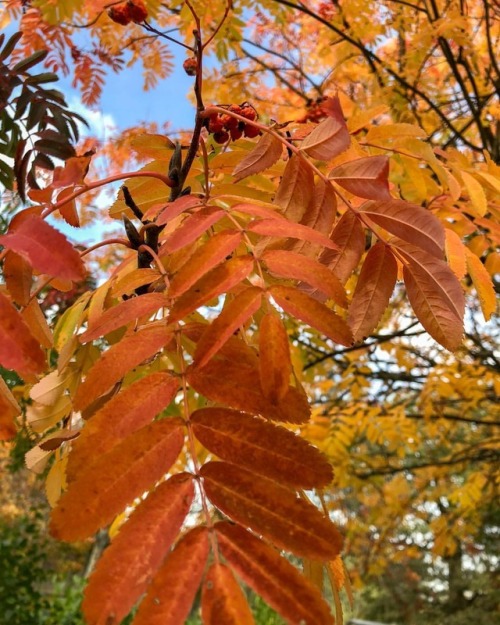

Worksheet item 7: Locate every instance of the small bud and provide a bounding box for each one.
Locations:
[183,57,198,76]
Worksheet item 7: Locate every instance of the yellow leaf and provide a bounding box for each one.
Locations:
[465,248,497,321]
[461,171,488,216]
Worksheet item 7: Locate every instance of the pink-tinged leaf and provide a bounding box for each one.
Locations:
[348,243,398,341]
[191,408,333,489]
[320,211,366,283]
[162,206,226,252]
[248,219,339,250]
[258,312,292,403]
[0,215,85,281]
[194,287,262,368]
[168,255,254,324]
[269,285,353,346]
[233,133,283,182]
[56,188,80,227]
[299,178,337,241]
[359,199,445,257]
[329,155,391,200]
[230,202,287,221]
[216,522,335,625]
[262,249,348,307]
[445,229,467,279]
[301,116,350,161]
[73,324,174,412]
[399,244,465,351]
[0,292,45,378]
[67,372,179,481]
[79,293,168,343]
[465,248,496,322]
[145,194,203,222]
[3,251,32,306]
[202,563,255,625]
[82,473,194,625]
[201,461,343,560]
[274,155,314,222]
[0,376,20,441]
[169,230,243,298]
[50,418,185,541]
[132,527,209,625]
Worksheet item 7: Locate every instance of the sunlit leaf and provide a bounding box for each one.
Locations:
[274,155,314,222]
[202,563,255,625]
[319,210,365,283]
[301,116,350,161]
[465,248,496,321]
[329,155,391,200]
[258,312,292,403]
[233,132,283,181]
[248,218,339,250]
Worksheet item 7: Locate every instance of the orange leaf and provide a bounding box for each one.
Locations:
[248,218,339,250]
[262,249,348,307]
[348,243,398,342]
[274,155,314,222]
[191,408,333,489]
[359,199,445,257]
[299,178,337,243]
[0,376,20,441]
[168,255,254,324]
[0,215,85,281]
[230,202,287,220]
[202,563,254,625]
[147,194,203,223]
[0,292,45,378]
[56,187,80,227]
[67,372,179,481]
[269,285,353,346]
[465,248,497,321]
[445,229,467,279]
[3,251,32,306]
[194,287,263,368]
[21,297,53,348]
[320,210,365,283]
[82,473,194,625]
[111,267,162,298]
[162,206,225,252]
[258,312,292,403]
[329,155,391,200]
[52,153,92,188]
[233,132,283,182]
[50,418,184,541]
[301,116,350,161]
[201,461,343,560]
[132,526,209,625]
[73,323,174,412]
[216,522,335,625]
[169,230,243,298]
[79,292,168,343]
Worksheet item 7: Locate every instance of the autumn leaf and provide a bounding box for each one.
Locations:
[319,210,366,283]
[233,132,283,181]
[301,116,350,161]
[274,155,314,222]
[329,155,391,200]
[3,251,32,306]
[465,248,496,321]
[258,311,292,403]
[0,376,20,441]
[202,563,255,625]
[248,218,340,250]
[161,206,226,252]
[445,228,467,280]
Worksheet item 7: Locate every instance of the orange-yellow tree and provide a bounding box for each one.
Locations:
[0,1,498,624]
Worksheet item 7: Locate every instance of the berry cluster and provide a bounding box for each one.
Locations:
[296,96,329,124]
[107,0,148,26]
[205,103,261,144]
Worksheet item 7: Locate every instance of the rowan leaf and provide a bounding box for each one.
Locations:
[82,473,194,625]
[202,563,255,625]
[73,324,174,411]
[216,522,335,625]
[300,178,337,238]
[191,408,333,488]
[258,312,292,403]
[230,202,288,220]
[201,461,343,559]
[274,155,314,222]
[0,376,20,441]
[145,194,203,222]
[162,206,226,252]
[67,372,179,481]
[132,527,209,625]
[269,285,353,346]
[168,255,254,324]
[248,218,339,250]
[301,116,350,161]
[21,297,53,348]
[359,199,445,257]
[50,418,185,541]
[0,215,85,281]
[319,210,366,283]
[56,188,80,227]
[0,292,45,378]
[111,267,162,298]
[233,132,283,181]
[445,229,467,279]
[461,170,487,216]
[348,243,398,342]
[329,155,391,200]
[79,292,168,343]
[3,251,32,306]
[194,287,263,368]
[262,249,348,307]
[169,230,243,298]
[465,248,496,321]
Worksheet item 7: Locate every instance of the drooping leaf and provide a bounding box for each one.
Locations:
[111,267,162,298]
[0,292,45,378]
[162,206,226,252]
[145,194,203,223]
[269,285,353,346]
[132,526,209,625]
[82,473,194,625]
[299,178,337,250]
[29,369,69,406]
[216,522,335,625]
[301,116,350,161]
[50,418,185,541]
[230,202,288,221]
[465,248,496,321]
[3,251,32,306]
[22,297,53,348]
[79,292,168,343]
[201,461,343,560]
[274,155,314,222]
[348,243,398,342]
[73,323,174,412]
[55,188,80,227]
[0,215,85,281]
[191,408,333,489]
[319,210,366,283]
[329,156,391,200]
[445,228,467,279]
[202,563,255,625]
[258,312,292,403]
[0,376,20,441]
[233,132,283,182]
[461,170,488,216]
[247,218,339,250]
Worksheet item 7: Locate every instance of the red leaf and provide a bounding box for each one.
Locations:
[320,210,366,283]
[216,522,335,625]
[258,312,292,403]
[248,218,339,250]
[56,187,80,227]
[0,292,45,377]
[162,206,226,252]
[0,215,85,281]
[230,202,288,221]
[299,178,337,248]
[191,407,333,489]
[274,155,314,222]
[132,526,209,625]
[269,285,353,346]
[301,116,351,161]
[233,132,283,182]
[50,418,185,541]
[0,376,20,441]
[329,155,391,200]
[202,563,255,625]
[82,473,194,625]
[146,194,203,223]
[3,251,32,306]
[348,243,398,341]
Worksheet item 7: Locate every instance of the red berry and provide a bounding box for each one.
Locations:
[183,57,198,76]
[243,124,261,138]
[127,0,148,23]
[208,115,225,134]
[240,106,257,121]
[230,127,243,141]
[108,4,132,25]
[213,130,229,144]
[221,114,238,131]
